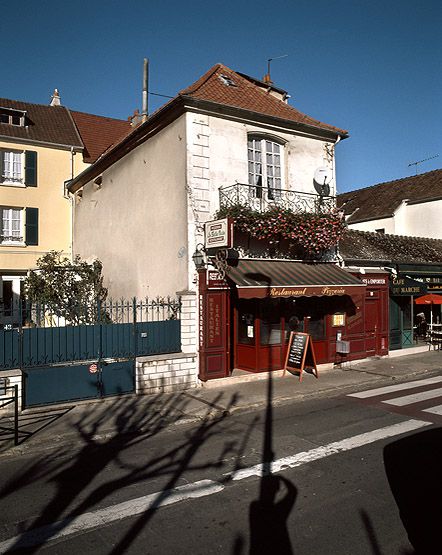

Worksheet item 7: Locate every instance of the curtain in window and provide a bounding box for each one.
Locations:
[1,208,22,241]
[1,151,22,182]
[248,138,282,200]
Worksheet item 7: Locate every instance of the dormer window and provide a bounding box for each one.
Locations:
[219,74,236,87]
[0,107,26,127]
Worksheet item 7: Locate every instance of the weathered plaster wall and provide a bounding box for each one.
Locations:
[73,116,188,299]
[185,110,336,254]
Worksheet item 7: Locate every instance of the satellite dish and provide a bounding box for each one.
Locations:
[313,167,333,196]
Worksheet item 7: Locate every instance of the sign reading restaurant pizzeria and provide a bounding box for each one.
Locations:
[270,286,350,297]
[204,218,233,250]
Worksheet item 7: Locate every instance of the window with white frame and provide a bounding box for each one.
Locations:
[0,150,23,184]
[247,137,283,200]
[1,207,23,243]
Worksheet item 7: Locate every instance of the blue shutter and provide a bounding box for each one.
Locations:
[25,151,37,187]
[25,208,39,245]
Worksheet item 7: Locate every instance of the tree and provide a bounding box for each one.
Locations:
[24,251,108,325]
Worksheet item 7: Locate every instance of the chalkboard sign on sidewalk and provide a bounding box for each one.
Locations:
[284,332,318,382]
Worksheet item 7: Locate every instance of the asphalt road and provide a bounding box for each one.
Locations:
[1,376,441,554]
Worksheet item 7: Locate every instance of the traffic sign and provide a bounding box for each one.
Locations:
[89,363,99,374]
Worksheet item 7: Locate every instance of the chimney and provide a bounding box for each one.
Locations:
[50,89,61,106]
[129,109,143,127]
[141,58,149,122]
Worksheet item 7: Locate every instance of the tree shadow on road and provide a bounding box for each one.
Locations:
[231,362,297,554]
[0,385,253,553]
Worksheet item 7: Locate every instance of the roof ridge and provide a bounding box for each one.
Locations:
[179,63,224,96]
[347,228,442,244]
[340,167,442,196]
[0,97,74,113]
[69,109,129,123]
[179,63,347,135]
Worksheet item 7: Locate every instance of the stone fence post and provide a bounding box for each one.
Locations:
[177,290,197,354]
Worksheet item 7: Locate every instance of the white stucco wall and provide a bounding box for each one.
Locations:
[185,110,336,251]
[348,218,395,234]
[73,116,189,299]
[347,199,442,239]
[403,200,442,239]
[74,108,339,300]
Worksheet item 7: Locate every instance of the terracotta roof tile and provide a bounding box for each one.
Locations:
[70,111,131,163]
[340,229,442,264]
[338,169,442,223]
[0,98,83,147]
[179,64,347,136]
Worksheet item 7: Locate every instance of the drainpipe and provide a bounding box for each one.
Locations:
[332,135,341,197]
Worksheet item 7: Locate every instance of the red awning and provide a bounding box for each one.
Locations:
[226,259,365,299]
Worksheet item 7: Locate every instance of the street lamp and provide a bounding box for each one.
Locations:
[192,244,206,270]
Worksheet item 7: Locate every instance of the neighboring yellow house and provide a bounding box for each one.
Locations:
[0,92,130,322]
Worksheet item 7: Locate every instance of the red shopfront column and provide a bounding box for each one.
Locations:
[358,273,389,357]
[198,270,231,381]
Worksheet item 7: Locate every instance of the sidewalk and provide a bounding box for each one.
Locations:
[0,348,441,458]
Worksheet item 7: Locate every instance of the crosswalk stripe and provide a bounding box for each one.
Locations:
[383,387,442,406]
[422,404,442,415]
[348,376,442,399]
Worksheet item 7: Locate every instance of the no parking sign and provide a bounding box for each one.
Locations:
[89,363,99,374]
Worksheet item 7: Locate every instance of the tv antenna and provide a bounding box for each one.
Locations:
[263,54,288,84]
[408,154,439,175]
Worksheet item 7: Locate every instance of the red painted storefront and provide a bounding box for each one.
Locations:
[198,265,389,381]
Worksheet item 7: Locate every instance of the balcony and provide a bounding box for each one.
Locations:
[219,183,336,214]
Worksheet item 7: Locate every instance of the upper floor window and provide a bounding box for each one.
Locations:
[0,150,37,187]
[248,137,283,200]
[1,150,23,184]
[1,207,23,244]
[0,206,38,246]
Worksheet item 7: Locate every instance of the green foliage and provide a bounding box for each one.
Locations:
[24,251,108,324]
[216,204,346,255]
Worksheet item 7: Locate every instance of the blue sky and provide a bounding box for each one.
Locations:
[2,0,440,192]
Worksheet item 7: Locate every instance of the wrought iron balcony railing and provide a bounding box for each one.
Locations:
[219,183,336,214]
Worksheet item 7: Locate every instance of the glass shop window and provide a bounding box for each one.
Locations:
[307,317,326,340]
[238,309,256,345]
[260,299,282,345]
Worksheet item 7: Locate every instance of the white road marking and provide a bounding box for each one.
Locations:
[348,376,442,398]
[383,387,442,406]
[229,419,430,480]
[422,404,442,415]
[0,480,223,553]
[0,419,431,552]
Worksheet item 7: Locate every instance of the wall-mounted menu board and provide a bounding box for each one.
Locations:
[284,332,318,382]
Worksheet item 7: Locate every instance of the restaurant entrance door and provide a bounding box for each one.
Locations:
[234,297,331,372]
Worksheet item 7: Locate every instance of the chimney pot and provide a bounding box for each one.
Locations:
[50,88,61,106]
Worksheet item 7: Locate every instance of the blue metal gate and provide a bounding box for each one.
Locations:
[23,359,135,407]
[0,298,181,407]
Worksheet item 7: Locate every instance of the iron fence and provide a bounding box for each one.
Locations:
[219,182,336,214]
[0,297,181,329]
[0,297,182,370]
